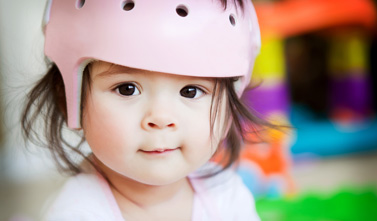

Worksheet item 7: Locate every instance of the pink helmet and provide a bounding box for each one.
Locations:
[43,0,261,129]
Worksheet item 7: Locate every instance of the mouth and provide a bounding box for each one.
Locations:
[139,147,179,154]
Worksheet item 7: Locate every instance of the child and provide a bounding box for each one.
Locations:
[22,0,268,220]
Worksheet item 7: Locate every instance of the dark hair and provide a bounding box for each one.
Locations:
[208,78,276,176]
[21,63,92,174]
[21,62,275,176]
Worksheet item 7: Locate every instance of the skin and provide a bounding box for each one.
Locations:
[82,61,228,220]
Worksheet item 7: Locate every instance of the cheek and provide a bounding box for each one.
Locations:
[180,107,216,159]
[82,95,139,161]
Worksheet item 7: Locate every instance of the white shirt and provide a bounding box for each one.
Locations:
[44,166,260,221]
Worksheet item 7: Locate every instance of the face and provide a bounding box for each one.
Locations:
[82,61,227,186]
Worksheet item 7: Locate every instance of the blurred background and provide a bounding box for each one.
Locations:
[0,1,66,220]
[1,0,377,220]
[240,0,377,220]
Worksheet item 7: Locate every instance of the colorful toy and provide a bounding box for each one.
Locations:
[239,36,295,198]
[238,0,377,198]
[328,31,373,123]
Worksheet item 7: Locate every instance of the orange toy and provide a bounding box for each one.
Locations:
[255,0,377,38]
[240,126,296,195]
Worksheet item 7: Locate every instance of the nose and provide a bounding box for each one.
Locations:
[141,106,177,131]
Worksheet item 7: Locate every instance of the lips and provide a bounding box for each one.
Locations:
[140,147,179,154]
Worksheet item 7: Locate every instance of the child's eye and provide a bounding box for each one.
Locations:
[180,86,205,99]
[116,83,140,96]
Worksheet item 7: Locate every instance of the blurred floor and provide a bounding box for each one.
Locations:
[0,174,65,221]
[292,151,377,193]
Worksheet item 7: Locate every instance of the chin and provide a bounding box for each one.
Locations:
[141,174,187,186]
[120,170,188,186]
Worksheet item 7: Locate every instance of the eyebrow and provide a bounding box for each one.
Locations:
[94,64,216,84]
[95,65,146,79]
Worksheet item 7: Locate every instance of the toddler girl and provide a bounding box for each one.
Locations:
[22,0,269,220]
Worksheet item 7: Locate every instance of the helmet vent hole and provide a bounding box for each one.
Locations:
[76,0,85,9]
[122,1,135,11]
[229,14,236,26]
[176,5,189,17]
